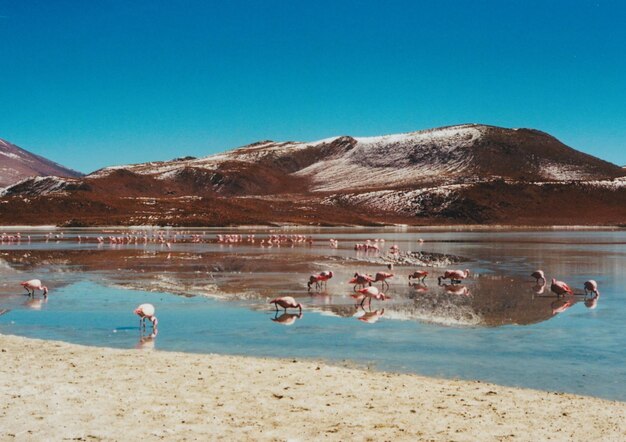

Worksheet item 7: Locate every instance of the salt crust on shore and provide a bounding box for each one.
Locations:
[1,334,624,441]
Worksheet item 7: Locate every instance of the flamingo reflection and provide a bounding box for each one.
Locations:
[409,282,429,294]
[442,284,471,296]
[532,282,546,295]
[551,297,574,315]
[136,329,158,350]
[584,294,600,309]
[357,308,385,324]
[23,297,47,310]
[271,311,303,325]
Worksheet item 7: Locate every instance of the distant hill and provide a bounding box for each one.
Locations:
[0,138,83,188]
[2,124,626,226]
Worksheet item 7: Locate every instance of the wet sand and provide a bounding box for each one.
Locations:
[1,334,624,441]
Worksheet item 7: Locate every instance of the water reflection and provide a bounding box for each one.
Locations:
[356,308,385,324]
[0,229,610,330]
[23,296,47,310]
[584,294,600,309]
[271,311,303,325]
[136,329,158,350]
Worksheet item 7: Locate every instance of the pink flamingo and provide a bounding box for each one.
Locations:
[584,280,599,296]
[318,271,333,288]
[438,269,471,285]
[349,273,374,291]
[307,274,322,291]
[20,279,48,297]
[307,271,333,291]
[270,296,302,314]
[374,271,393,289]
[134,303,158,330]
[531,270,546,284]
[550,278,573,297]
[352,286,389,307]
[408,271,428,283]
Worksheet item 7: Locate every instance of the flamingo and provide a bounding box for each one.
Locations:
[349,273,374,291]
[374,272,393,289]
[307,274,322,291]
[307,271,333,291]
[20,279,48,297]
[270,296,302,314]
[408,271,428,283]
[584,280,599,297]
[438,269,471,285]
[531,270,546,284]
[134,303,158,330]
[318,271,333,288]
[550,278,573,297]
[352,286,389,307]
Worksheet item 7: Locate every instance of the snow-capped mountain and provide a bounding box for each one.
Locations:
[2,124,626,226]
[0,138,83,188]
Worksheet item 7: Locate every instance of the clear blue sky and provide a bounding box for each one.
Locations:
[1,0,625,173]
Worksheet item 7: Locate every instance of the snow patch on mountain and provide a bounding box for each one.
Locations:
[295,125,484,191]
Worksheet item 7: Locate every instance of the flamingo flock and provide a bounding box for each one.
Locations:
[6,230,605,341]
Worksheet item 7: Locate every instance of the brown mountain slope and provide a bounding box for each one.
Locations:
[1,124,625,226]
[0,138,83,187]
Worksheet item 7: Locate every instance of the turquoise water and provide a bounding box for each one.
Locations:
[0,228,625,401]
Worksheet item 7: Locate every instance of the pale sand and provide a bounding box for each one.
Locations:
[0,334,624,441]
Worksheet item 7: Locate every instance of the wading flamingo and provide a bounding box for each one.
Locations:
[352,286,389,307]
[134,303,158,330]
[374,272,393,289]
[270,296,302,314]
[307,271,333,291]
[20,279,48,297]
[438,269,471,285]
[408,271,428,283]
[550,278,573,297]
[349,273,374,291]
[318,271,333,288]
[531,270,546,284]
[307,274,322,291]
[584,280,599,297]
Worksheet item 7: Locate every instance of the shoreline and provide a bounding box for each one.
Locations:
[1,333,624,441]
[0,224,623,231]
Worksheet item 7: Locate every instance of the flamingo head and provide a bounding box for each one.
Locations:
[464,269,471,277]
[42,287,48,297]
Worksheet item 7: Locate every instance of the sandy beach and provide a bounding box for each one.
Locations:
[0,334,623,441]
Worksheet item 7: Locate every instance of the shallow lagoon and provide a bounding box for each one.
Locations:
[1,227,625,401]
